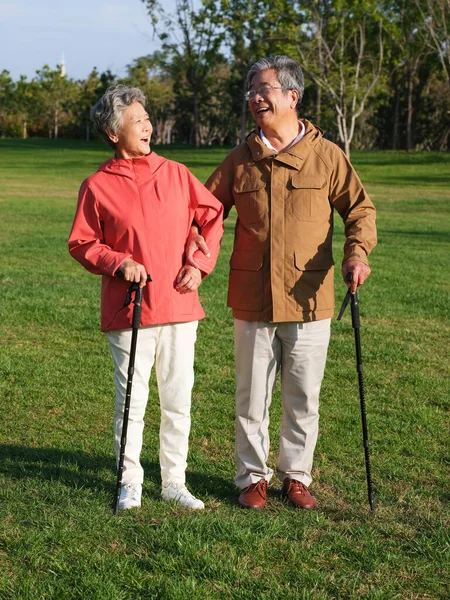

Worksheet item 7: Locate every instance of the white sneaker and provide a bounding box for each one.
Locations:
[118,483,142,510]
[161,483,205,510]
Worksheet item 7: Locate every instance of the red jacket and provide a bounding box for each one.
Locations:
[69,151,224,331]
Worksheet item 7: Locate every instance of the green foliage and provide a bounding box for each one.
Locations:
[292,0,385,155]
[0,140,449,599]
[1,0,450,149]
[32,65,79,138]
[69,68,115,141]
[0,69,16,136]
[141,0,228,146]
[119,55,174,144]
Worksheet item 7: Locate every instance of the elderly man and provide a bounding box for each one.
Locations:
[192,55,376,510]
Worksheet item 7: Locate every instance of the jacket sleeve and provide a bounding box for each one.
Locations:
[187,173,224,275]
[329,147,377,265]
[68,179,132,276]
[204,154,236,219]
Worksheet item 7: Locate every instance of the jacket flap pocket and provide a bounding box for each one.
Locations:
[291,174,327,190]
[294,250,334,271]
[230,249,264,271]
[233,173,266,193]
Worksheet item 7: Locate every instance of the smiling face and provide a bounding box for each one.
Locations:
[248,69,299,134]
[107,101,152,159]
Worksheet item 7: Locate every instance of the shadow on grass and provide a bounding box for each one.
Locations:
[353,152,450,166]
[378,229,450,243]
[367,175,450,186]
[0,444,236,504]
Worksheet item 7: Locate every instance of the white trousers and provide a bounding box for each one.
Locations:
[234,318,331,489]
[106,321,198,486]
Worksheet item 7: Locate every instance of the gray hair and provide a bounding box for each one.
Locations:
[246,56,304,110]
[91,84,147,148]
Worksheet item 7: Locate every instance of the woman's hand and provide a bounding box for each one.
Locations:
[117,258,148,288]
[175,265,202,294]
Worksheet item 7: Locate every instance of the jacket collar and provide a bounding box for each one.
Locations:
[98,150,166,179]
[246,119,323,170]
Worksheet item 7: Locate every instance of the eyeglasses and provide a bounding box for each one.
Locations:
[245,85,284,101]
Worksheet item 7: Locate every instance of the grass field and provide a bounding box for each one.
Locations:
[0,139,449,599]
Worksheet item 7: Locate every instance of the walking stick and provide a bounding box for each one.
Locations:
[337,273,375,512]
[114,275,151,514]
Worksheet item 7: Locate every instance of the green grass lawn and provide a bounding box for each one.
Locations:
[0,139,449,599]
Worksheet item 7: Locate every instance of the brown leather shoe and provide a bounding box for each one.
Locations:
[282,478,316,509]
[238,479,268,509]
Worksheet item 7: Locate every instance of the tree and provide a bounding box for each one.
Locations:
[381,0,433,151]
[0,70,15,137]
[207,0,284,141]
[210,0,263,142]
[141,0,226,146]
[414,0,450,150]
[77,69,103,141]
[415,0,450,86]
[33,65,77,138]
[295,0,384,157]
[202,0,301,142]
[120,54,174,144]
[417,72,450,150]
[13,76,37,139]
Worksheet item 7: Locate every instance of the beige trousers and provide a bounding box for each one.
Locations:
[106,321,198,486]
[234,318,331,489]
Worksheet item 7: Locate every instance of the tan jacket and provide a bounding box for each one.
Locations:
[205,119,377,322]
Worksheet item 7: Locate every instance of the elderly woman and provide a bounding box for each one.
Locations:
[68,85,223,511]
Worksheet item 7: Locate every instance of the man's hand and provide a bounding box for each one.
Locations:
[342,260,371,294]
[186,225,210,269]
[117,258,148,288]
[175,265,202,294]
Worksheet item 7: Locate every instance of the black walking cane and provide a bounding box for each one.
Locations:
[114,274,151,514]
[337,273,375,511]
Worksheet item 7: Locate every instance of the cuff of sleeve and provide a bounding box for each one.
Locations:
[342,249,368,266]
[342,254,369,265]
[100,252,133,276]
[192,250,213,276]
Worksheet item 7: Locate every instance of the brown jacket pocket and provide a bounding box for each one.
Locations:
[290,174,328,222]
[292,250,334,314]
[233,173,267,227]
[228,249,264,311]
[294,250,334,271]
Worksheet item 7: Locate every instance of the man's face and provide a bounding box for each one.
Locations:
[247,69,298,132]
[108,101,153,159]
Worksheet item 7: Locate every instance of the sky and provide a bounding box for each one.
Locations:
[0,0,187,81]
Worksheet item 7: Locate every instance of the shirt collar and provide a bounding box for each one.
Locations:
[260,121,306,153]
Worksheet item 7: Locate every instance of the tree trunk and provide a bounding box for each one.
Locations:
[23,120,27,139]
[86,121,90,142]
[439,124,450,151]
[406,64,414,151]
[344,138,351,159]
[54,108,59,139]
[392,73,400,150]
[337,111,351,159]
[193,96,200,148]
[316,86,322,126]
